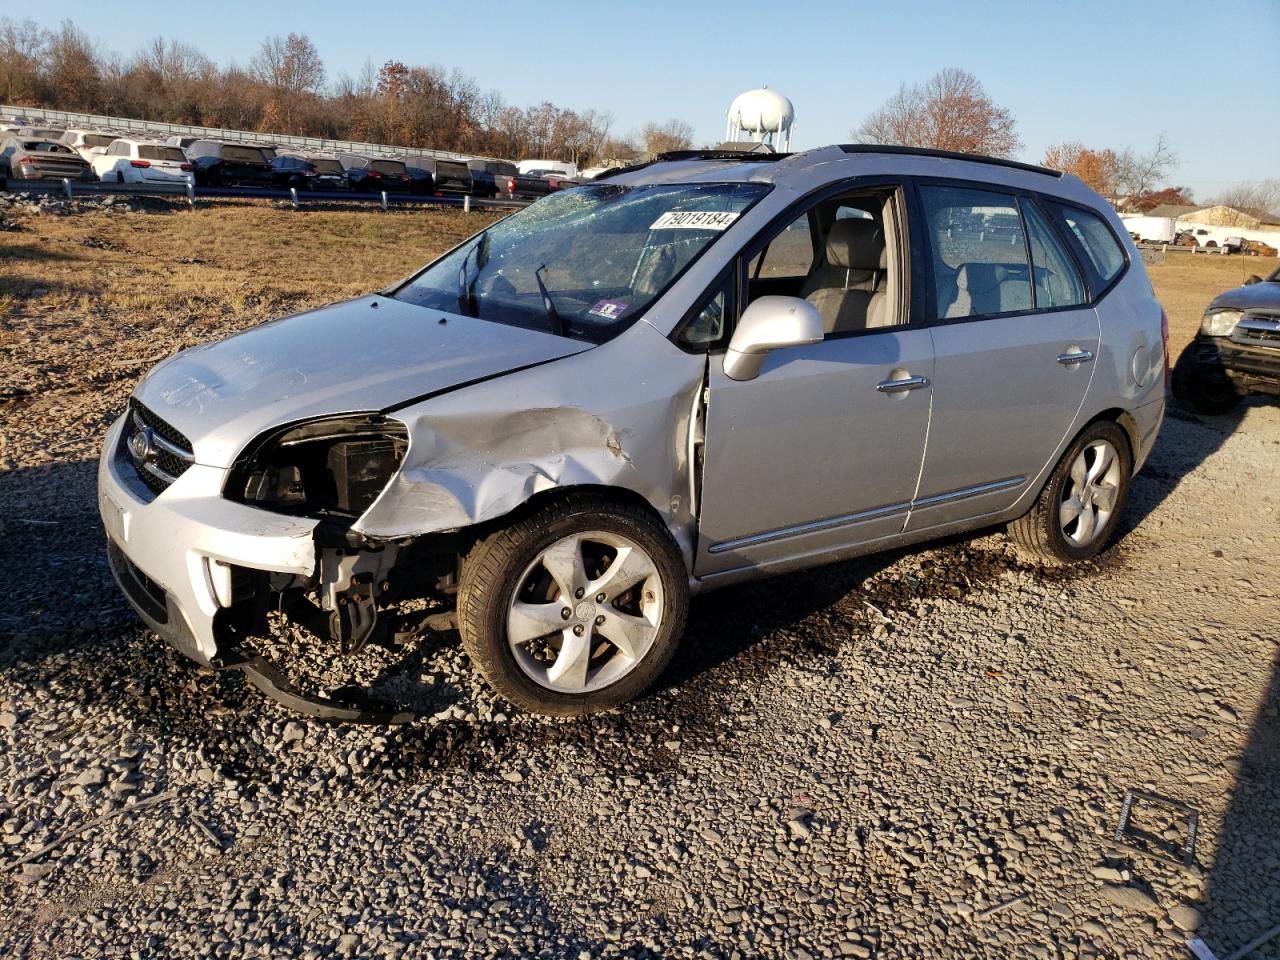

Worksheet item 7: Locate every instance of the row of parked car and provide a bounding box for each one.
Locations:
[0,118,581,200]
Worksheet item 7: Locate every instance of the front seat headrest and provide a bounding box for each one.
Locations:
[956,263,1007,293]
[826,218,884,271]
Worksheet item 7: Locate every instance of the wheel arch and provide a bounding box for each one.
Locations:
[1087,407,1139,460]
[468,482,682,559]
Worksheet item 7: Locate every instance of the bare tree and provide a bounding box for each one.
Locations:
[854,67,1020,158]
[1111,133,1176,201]
[1208,179,1280,219]
[640,119,694,154]
[0,17,48,104]
[44,20,100,110]
[250,33,325,97]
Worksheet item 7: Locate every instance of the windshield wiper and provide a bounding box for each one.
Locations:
[533,264,566,337]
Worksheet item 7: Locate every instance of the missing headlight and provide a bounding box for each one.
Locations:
[327,439,403,514]
[229,414,408,518]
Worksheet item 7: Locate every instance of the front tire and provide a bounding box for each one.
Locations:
[1172,343,1243,415]
[458,494,688,716]
[1008,420,1133,565]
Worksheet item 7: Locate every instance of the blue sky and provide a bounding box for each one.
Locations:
[37,0,1280,199]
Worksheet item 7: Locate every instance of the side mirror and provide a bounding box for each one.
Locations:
[722,296,824,381]
[1244,274,1262,286]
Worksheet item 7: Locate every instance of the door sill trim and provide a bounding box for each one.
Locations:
[706,476,1025,556]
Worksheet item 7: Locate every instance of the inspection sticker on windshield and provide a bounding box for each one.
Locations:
[588,299,628,320]
[649,211,740,231]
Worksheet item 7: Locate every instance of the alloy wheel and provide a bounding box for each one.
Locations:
[1059,439,1122,547]
[506,531,664,694]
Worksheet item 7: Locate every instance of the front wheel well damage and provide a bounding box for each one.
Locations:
[468,482,672,544]
[210,482,673,719]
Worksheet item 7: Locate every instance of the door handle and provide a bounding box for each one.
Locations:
[1057,349,1094,366]
[876,375,931,393]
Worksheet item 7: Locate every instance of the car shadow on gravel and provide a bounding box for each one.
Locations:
[0,458,130,666]
[1116,399,1247,540]
[1200,649,1280,959]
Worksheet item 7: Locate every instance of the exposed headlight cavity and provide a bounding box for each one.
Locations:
[229,414,408,518]
[1200,309,1242,337]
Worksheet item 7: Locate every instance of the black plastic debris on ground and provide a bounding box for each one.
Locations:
[1112,788,1200,867]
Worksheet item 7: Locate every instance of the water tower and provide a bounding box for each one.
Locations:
[725,87,796,151]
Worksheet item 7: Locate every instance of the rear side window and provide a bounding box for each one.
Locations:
[920,185,1032,319]
[1052,204,1125,287]
[138,145,186,162]
[221,146,267,163]
[1021,200,1086,309]
[27,141,74,155]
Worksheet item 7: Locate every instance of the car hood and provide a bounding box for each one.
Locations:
[133,294,590,468]
[1208,281,1280,313]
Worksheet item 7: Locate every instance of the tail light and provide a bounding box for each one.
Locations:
[13,155,30,166]
[508,177,516,193]
[130,159,151,168]
[180,163,193,171]
[1159,307,1171,388]
[365,169,382,178]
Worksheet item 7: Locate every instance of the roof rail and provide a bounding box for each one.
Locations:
[653,149,790,163]
[838,144,1062,178]
[594,149,789,182]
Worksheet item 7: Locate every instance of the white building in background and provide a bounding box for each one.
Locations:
[1120,203,1280,248]
[725,88,795,152]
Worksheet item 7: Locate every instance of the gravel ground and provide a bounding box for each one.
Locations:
[2,203,1279,960]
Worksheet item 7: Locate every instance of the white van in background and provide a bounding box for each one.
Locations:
[516,158,577,178]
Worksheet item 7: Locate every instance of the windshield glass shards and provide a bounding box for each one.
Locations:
[393,181,769,342]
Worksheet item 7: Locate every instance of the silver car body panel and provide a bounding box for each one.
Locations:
[101,144,1166,669]
[133,294,590,468]
[696,326,934,576]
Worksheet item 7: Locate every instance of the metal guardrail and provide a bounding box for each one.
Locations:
[2,177,530,212]
[0,103,501,166]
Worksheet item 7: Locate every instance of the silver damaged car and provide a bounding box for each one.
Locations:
[99,145,1167,718]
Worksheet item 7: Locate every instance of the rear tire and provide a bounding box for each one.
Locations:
[1172,343,1243,415]
[457,494,688,716]
[1008,419,1132,565]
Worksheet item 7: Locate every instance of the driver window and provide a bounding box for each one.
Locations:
[750,214,814,280]
[745,188,906,337]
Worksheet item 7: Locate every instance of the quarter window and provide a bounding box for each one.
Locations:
[1021,199,1086,309]
[1052,204,1125,286]
[921,185,1032,319]
[679,277,732,349]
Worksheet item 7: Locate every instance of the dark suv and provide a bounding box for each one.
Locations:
[1173,265,1280,413]
[337,154,413,193]
[270,153,349,191]
[186,140,274,187]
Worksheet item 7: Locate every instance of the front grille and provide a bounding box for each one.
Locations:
[107,540,169,624]
[1232,313,1280,349]
[120,400,195,496]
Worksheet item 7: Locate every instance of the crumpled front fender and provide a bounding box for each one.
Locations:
[353,320,706,567]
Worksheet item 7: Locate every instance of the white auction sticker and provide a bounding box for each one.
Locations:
[649,211,740,231]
